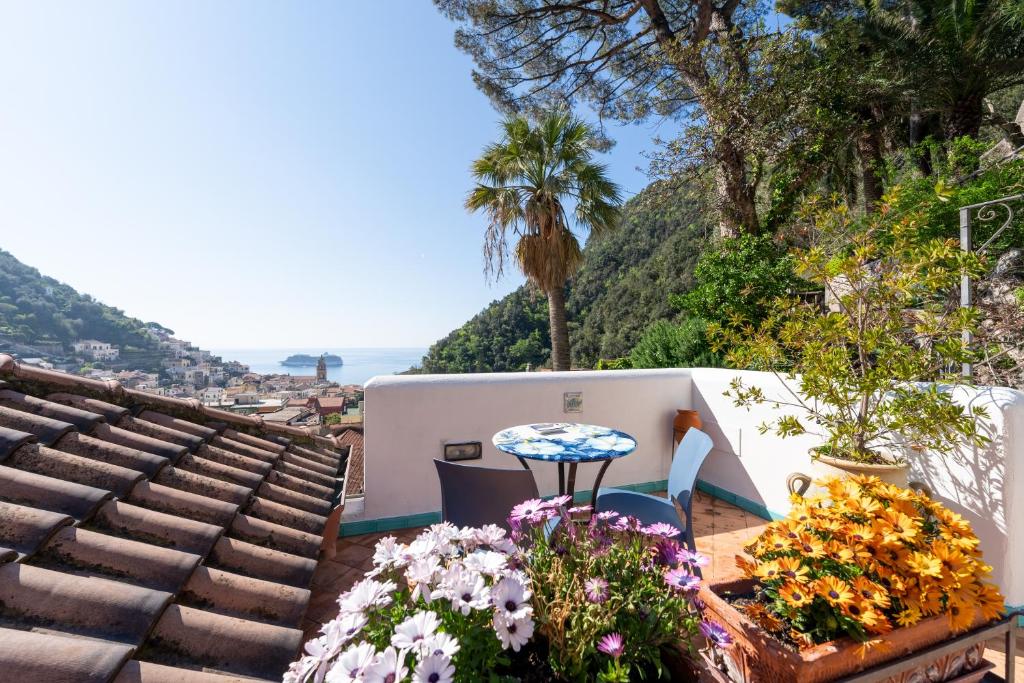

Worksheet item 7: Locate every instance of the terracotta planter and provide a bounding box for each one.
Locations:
[673,410,703,451]
[698,579,990,683]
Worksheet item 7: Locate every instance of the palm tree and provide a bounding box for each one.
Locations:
[466,112,622,371]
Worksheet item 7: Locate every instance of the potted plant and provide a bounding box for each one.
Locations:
[698,475,1004,683]
[711,195,990,484]
[285,499,729,682]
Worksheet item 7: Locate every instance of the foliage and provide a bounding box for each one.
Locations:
[713,194,990,462]
[511,497,718,681]
[323,413,343,426]
[416,288,550,374]
[466,111,622,370]
[628,318,721,369]
[596,357,633,370]
[737,475,1005,647]
[417,182,709,373]
[0,249,159,354]
[677,235,803,329]
[285,523,525,683]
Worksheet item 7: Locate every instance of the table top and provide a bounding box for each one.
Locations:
[492,422,637,463]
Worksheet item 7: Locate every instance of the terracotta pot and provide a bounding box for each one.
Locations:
[673,410,703,451]
[698,578,990,683]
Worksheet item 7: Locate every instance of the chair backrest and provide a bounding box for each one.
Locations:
[667,428,714,505]
[433,459,540,531]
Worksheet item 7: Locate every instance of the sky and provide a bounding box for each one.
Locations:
[0,2,663,349]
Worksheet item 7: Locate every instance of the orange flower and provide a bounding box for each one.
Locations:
[852,576,890,609]
[877,509,918,544]
[779,581,813,608]
[816,576,855,607]
[906,552,943,578]
[754,560,784,582]
[776,557,810,583]
[795,532,826,558]
[895,607,922,628]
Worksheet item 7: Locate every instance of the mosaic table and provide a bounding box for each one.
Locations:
[492,423,637,508]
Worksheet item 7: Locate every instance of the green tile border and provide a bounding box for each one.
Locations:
[340,478,786,536]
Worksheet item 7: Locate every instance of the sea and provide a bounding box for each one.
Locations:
[210,348,427,387]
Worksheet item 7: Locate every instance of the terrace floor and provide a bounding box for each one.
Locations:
[304,491,1023,681]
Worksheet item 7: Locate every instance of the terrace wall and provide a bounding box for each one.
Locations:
[356,368,1024,606]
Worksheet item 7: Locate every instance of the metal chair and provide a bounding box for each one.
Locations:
[595,427,714,552]
[434,459,540,531]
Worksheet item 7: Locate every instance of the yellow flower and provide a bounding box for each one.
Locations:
[816,576,855,607]
[906,552,943,578]
[795,532,826,559]
[877,509,919,544]
[779,581,813,608]
[852,576,890,609]
[754,560,784,582]
[776,557,810,583]
[895,607,922,627]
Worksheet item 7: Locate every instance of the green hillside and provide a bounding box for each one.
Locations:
[0,249,162,359]
[416,182,710,372]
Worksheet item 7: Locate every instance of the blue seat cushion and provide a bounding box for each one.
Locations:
[594,488,686,533]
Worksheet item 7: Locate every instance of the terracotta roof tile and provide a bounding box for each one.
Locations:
[0,464,110,520]
[179,565,310,627]
[223,428,286,454]
[0,628,133,683]
[34,525,201,592]
[208,536,317,588]
[0,563,172,645]
[0,355,349,679]
[0,405,76,445]
[113,659,267,683]
[0,499,72,557]
[56,431,168,476]
[146,604,302,678]
[9,443,145,497]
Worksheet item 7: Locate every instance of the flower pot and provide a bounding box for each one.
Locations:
[674,409,703,451]
[698,578,990,683]
[788,452,911,497]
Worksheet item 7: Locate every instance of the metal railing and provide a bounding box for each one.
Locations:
[959,193,1024,376]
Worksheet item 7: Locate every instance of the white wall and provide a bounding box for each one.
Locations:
[360,370,692,520]
[359,368,1024,605]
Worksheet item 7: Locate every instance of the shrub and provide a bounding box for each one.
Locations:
[677,234,803,328]
[737,476,1004,648]
[512,496,721,681]
[715,195,990,463]
[629,318,722,369]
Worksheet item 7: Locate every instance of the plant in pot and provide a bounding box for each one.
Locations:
[285,498,730,683]
[700,475,1005,683]
[709,194,990,484]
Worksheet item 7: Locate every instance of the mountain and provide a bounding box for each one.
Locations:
[0,249,162,364]
[415,182,711,372]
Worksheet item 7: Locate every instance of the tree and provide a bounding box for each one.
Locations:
[466,112,622,370]
[435,0,768,236]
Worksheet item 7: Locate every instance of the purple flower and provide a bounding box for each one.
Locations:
[568,505,592,514]
[664,568,701,592]
[681,549,710,567]
[548,495,572,508]
[654,539,682,566]
[595,511,618,521]
[584,577,609,604]
[699,620,733,648]
[597,632,625,658]
[642,522,681,538]
[611,515,641,532]
[510,498,546,521]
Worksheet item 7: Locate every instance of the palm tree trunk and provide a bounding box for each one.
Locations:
[856,126,884,212]
[546,285,571,371]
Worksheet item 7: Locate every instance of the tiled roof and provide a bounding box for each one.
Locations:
[333,429,363,496]
[0,354,352,682]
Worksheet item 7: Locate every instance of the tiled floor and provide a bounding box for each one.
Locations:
[303,491,1023,681]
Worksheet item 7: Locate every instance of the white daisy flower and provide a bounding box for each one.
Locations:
[445,570,488,615]
[326,641,376,683]
[406,556,441,603]
[462,550,508,576]
[337,578,396,615]
[371,536,405,569]
[422,631,460,659]
[363,646,408,683]
[391,611,440,652]
[412,654,455,683]
[491,576,532,621]
[492,613,534,652]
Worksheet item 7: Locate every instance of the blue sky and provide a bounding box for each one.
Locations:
[0,2,662,348]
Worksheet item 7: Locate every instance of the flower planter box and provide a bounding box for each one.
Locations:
[698,579,991,683]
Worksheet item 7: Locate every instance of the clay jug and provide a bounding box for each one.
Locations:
[673,410,702,451]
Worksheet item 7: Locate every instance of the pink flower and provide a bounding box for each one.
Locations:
[584,577,609,604]
[642,522,681,538]
[664,568,700,592]
[700,620,733,648]
[510,499,546,521]
[597,632,625,658]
